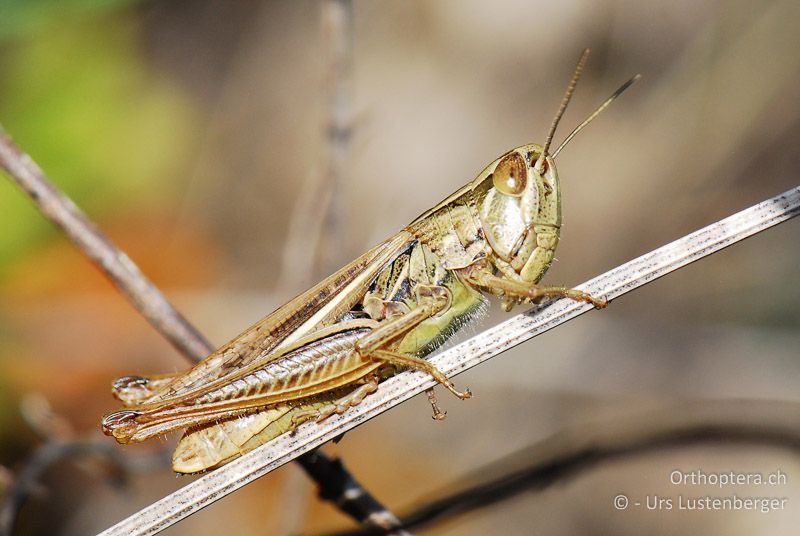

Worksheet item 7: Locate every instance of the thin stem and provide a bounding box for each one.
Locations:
[317,0,355,277]
[279,0,355,289]
[0,127,213,363]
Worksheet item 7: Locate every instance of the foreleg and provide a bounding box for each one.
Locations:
[461,265,607,312]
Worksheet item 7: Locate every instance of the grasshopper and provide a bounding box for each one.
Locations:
[102,50,638,473]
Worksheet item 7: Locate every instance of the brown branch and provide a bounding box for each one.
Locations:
[280,0,356,289]
[0,121,402,530]
[0,127,212,363]
[298,451,410,536]
[280,0,356,291]
[0,438,129,536]
[316,0,355,277]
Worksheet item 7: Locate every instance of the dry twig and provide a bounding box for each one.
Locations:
[281,0,355,288]
[317,0,355,276]
[0,127,212,362]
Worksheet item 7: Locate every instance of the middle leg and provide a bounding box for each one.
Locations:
[355,285,471,400]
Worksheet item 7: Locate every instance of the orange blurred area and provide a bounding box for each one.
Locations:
[2,212,222,298]
[0,210,224,427]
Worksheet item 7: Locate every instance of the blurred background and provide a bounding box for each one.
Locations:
[0,0,798,534]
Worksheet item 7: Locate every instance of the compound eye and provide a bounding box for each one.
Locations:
[492,152,527,196]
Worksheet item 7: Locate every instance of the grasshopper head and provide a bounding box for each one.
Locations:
[475,143,560,284]
[472,50,638,288]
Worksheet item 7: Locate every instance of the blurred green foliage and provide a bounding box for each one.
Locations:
[0,0,135,40]
[0,1,199,271]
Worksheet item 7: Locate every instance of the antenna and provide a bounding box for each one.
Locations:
[552,73,641,159]
[534,48,590,174]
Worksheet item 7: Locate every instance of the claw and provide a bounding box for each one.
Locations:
[426,388,447,420]
[444,382,472,400]
[544,288,607,310]
[575,291,607,309]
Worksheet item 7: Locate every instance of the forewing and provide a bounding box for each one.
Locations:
[129,231,413,404]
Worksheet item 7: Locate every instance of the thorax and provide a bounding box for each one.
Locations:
[360,240,487,357]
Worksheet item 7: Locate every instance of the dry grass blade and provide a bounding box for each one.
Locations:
[99,187,800,535]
